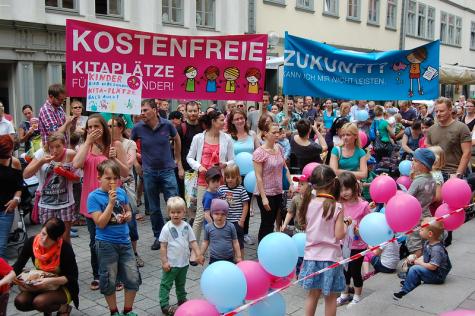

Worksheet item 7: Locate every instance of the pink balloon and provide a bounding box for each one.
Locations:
[359,130,368,147]
[268,269,296,290]
[370,175,397,203]
[385,192,422,232]
[236,260,271,300]
[440,310,475,316]
[396,176,412,190]
[442,178,471,209]
[175,299,220,316]
[302,162,319,180]
[435,203,466,231]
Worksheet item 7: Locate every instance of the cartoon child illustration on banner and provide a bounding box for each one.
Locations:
[204,66,220,93]
[245,68,262,94]
[183,66,198,92]
[223,67,240,93]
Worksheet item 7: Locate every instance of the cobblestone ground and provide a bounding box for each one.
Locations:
[5,199,307,316]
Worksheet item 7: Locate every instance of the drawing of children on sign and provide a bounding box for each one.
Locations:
[223,67,240,93]
[204,66,220,93]
[406,47,426,97]
[245,68,261,94]
[183,66,198,92]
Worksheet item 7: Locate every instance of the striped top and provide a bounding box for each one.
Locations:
[218,184,250,222]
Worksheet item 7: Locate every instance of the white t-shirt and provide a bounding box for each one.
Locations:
[34,149,75,210]
[0,117,14,135]
[159,221,196,268]
[380,240,400,269]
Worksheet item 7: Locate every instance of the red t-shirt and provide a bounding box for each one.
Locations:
[0,258,13,293]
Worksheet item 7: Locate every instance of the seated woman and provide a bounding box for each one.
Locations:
[400,119,423,160]
[13,218,79,316]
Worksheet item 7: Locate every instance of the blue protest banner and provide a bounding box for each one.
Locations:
[283,33,440,100]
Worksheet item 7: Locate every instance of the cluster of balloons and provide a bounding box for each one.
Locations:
[360,173,471,247]
[177,232,306,316]
[234,152,257,192]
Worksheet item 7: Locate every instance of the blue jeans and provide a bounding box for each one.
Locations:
[0,212,14,258]
[86,218,99,280]
[143,169,177,239]
[402,265,445,294]
[96,240,141,296]
[371,255,396,273]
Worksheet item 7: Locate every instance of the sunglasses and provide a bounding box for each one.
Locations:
[237,104,245,108]
[73,107,82,109]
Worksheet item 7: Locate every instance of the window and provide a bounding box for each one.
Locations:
[323,0,338,16]
[417,3,426,38]
[406,0,416,36]
[368,0,380,25]
[471,22,475,50]
[440,12,447,43]
[347,0,360,20]
[95,0,122,17]
[162,0,184,25]
[196,0,215,28]
[45,0,77,10]
[427,6,435,39]
[386,0,397,29]
[448,14,455,44]
[455,17,462,46]
[296,0,314,11]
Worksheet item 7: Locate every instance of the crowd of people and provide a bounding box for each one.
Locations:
[0,84,473,316]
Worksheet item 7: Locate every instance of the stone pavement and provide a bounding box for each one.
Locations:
[4,202,475,316]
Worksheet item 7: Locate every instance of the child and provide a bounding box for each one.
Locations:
[428,146,445,215]
[337,172,371,307]
[277,127,291,161]
[218,164,249,256]
[87,160,140,316]
[203,167,223,225]
[393,113,405,141]
[360,157,377,202]
[298,165,346,316]
[406,148,436,258]
[201,199,242,264]
[0,258,15,316]
[362,238,401,279]
[159,196,204,316]
[393,217,452,299]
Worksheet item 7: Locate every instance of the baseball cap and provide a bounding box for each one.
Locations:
[413,148,435,170]
[210,199,229,215]
[292,174,308,182]
[205,166,222,181]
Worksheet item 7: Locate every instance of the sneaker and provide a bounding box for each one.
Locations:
[123,312,138,316]
[347,298,360,308]
[336,295,352,306]
[400,280,405,287]
[111,312,122,316]
[135,255,145,268]
[244,234,255,245]
[162,305,178,316]
[151,239,161,250]
[393,291,406,300]
[70,230,79,238]
[70,227,78,233]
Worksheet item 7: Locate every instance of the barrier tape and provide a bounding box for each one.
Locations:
[224,204,473,316]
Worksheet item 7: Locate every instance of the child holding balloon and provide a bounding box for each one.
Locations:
[336,172,371,307]
[298,165,347,316]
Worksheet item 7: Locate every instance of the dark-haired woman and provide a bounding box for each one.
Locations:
[290,119,327,173]
[13,218,79,315]
[0,135,23,258]
[187,111,235,245]
[401,119,423,160]
[72,114,128,291]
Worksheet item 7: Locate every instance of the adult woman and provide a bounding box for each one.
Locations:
[401,120,423,160]
[324,116,350,164]
[371,105,395,162]
[416,103,433,121]
[226,109,260,245]
[462,99,475,132]
[23,132,76,243]
[70,100,87,136]
[322,99,337,131]
[290,119,327,172]
[13,218,78,315]
[18,105,40,154]
[0,135,22,258]
[108,116,144,267]
[253,122,293,243]
[330,123,368,180]
[338,102,352,121]
[419,117,434,149]
[187,111,235,244]
[72,114,128,290]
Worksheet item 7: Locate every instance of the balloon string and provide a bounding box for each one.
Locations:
[223,203,473,316]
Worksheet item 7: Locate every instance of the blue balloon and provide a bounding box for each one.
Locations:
[244,171,256,192]
[292,233,306,257]
[359,213,394,246]
[399,160,412,176]
[258,232,298,277]
[235,152,254,175]
[200,261,247,308]
[249,292,286,316]
[356,110,369,122]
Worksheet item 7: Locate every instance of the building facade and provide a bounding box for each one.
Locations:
[0,0,247,126]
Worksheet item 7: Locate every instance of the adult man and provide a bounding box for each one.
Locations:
[426,97,471,179]
[38,84,76,145]
[304,96,318,122]
[0,102,15,137]
[131,99,184,250]
[294,96,306,117]
[157,99,170,119]
[399,101,417,127]
[248,91,274,132]
[276,98,301,135]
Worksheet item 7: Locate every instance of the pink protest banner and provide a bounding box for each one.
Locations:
[66,19,268,101]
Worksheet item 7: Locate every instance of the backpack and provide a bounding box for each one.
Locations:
[369,119,379,141]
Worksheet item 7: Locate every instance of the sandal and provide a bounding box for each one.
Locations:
[90,280,100,290]
[56,304,72,316]
[116,282,124,292]
[136,213,145,221]
[161,305,178,316]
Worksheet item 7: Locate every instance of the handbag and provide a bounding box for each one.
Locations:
[14,269,59,292]
[184,170,198,208]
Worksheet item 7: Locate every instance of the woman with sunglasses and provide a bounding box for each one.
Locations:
[70,100,87,135]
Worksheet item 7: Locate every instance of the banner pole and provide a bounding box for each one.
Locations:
[111,113,115,144]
